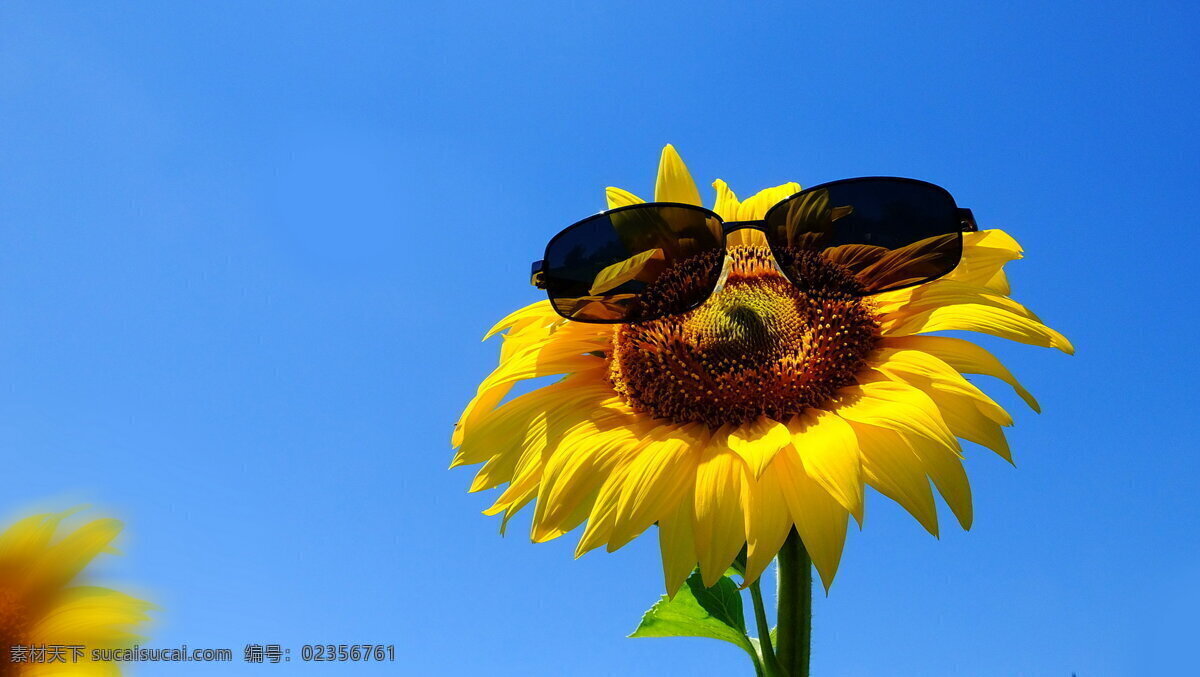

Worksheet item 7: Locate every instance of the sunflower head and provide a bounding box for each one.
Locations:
[0,509,153,675]
[453,145,1072,594]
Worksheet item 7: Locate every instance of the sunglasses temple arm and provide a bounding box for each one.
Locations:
[957,208,978,232]
[531,260,546,288]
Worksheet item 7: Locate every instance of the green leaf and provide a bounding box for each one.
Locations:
[685,570,748,633]
[629,569,757,663]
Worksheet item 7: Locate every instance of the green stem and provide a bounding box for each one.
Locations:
[775,530,812,677]
[748,578,782,676]
[751,653,765,677]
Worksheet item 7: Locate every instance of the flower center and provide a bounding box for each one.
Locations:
[607,246,879,426]
[0,588,29,676]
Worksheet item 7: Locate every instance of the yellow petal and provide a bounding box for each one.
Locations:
[452,382,514,450]
[727,416,792,478]
[711,179,740,220]
[742,463,795,586]
[455,320,611,450]
[866,366,1014,463]
[31,586,153,648]
[773,448,850,591]
[477,326,609,392]
[983,268,1011,295]
[658,489,698,597]
[901,427,973,530]
[498,490,538,536]
[654,144,702,206]
[881,335,1039,412]
[606,186,645,209]
[848,422,939,536]
[482,411,551,513]
[882,302,1074,354]
[470,408,548,493]
[483,300,558,341]
[735,182,801,220]
[964,228,1023,254]
[531,423,642,542]
[453,376,609,469]
[0,513,67,565]
[568,407,670,553]
[728,182,801,246]
[575,478,620,557]
[608,423,707,550]
[871,349,1012,426]
[36,518,123,589]
[482,351,605,395]
[874,279,1043,323]
[535,487,599,544]
[692,442,748,587]
[943,229,1023,289]
[785,410,864,524]
[833,379,959,452]
[491,401,637,519]
[588,248,668,295]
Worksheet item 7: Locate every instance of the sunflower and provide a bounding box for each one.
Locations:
[451,145,1072,595]
[0,509,153,675]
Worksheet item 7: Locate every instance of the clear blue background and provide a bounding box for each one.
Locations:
[1,2,1195,675]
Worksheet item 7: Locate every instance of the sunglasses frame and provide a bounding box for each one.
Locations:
[531,176,978,324]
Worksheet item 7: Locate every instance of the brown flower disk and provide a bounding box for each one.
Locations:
[0,589,29,675]
[607,246,879,426]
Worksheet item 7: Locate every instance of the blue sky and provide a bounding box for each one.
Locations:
[1,1,1195,675]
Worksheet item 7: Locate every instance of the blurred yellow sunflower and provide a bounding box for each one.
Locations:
[452,145,1072,594]
[0,510,153,675]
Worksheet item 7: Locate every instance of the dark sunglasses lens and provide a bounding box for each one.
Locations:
[763,179,963,293]
[543,205,725,322]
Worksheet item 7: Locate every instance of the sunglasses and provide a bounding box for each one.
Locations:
[530,177,978,324]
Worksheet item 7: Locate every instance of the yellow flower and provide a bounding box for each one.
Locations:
[0,509,153,675]
[452,145,1072,594]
